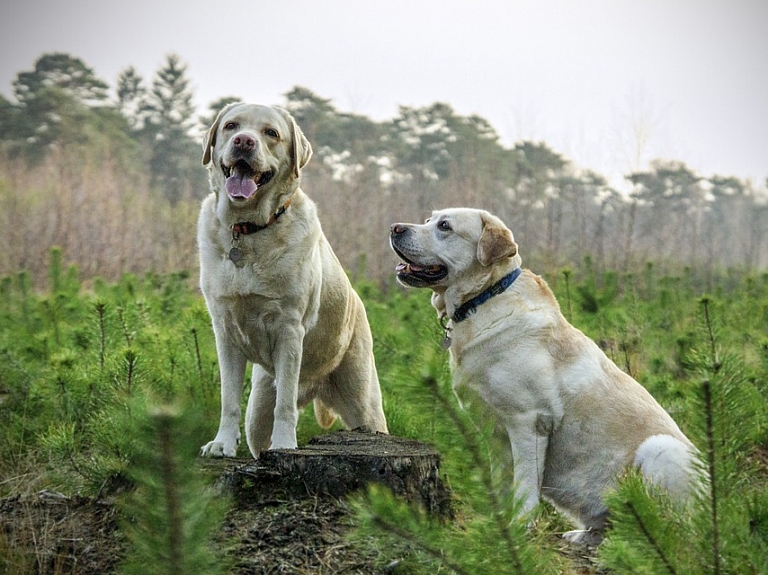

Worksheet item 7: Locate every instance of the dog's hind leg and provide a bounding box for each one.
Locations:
[324,333,387,434]
[245,366,276,456]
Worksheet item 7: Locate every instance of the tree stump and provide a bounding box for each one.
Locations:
[215,428,452,518]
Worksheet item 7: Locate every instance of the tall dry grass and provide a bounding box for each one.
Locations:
[0,149,200,288]
[2,148,765,292]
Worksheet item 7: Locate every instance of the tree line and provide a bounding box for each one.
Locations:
[1,52,766,288]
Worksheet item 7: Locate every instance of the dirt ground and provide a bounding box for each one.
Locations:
[0,489,393,575]
[0,491,605,575]
[0,431,605,574]
[0,492,123,575]
[0,432,440,575]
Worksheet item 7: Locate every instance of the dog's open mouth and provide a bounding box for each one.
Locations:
[222,160,273,199]
[392,248,447,286]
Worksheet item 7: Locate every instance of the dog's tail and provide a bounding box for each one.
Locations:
[313,398,337,429]
[634,434,704,505]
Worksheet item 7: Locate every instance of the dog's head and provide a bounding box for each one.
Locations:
[202,103,312,203]
[390,208,521,290]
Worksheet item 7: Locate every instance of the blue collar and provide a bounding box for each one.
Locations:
[452,267,522,323]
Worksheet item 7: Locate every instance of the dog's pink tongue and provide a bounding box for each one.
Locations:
[225,175,257,199]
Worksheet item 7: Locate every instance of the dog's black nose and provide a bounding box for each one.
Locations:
[391,223,407,235]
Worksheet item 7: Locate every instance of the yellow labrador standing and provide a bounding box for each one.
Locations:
[198,103,387,457]
[390,207,700,544]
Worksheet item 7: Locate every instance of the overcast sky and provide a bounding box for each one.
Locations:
[2,0,766,191]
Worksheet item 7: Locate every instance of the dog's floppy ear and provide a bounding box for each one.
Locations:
[276,107,312,178]
[477,213,518,266]
[202,102,241,166]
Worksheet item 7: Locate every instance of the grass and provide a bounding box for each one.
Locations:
[1,252,767,573]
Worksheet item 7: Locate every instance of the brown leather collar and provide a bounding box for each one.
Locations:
[231,197,293,235]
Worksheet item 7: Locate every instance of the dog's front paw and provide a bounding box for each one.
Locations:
[269,437,298,450]
[563,529,603,547]
[269,422,297,450]
[200,439,237,458]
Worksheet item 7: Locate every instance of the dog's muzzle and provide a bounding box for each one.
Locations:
[390,224,448,287]
[221,133,273,200]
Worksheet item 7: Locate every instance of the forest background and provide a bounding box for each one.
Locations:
[1,52,767,290]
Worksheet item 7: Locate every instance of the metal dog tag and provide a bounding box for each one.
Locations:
[441,335,452,349]
[228,247,243,264]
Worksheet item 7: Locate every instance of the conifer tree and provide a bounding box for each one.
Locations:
[13,52,109,108]
[119,401,230,575]
[5,52,111,153]
[146,55,195,133]
[116,66,148,132]
[143,54,200,203]
[598,295,768,574]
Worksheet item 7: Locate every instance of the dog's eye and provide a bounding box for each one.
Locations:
[223,121,238,131]
[438,220,452,231]
[264,128,279,139]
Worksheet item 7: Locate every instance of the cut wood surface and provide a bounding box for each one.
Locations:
[211,428,453,517]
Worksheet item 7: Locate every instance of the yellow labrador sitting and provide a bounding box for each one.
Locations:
[198,103,387,457]
[390,207,700,544]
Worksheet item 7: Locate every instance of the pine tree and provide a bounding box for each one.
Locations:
[6,52,111,152]
[598,295,768,574]
[116,66,148,132]
[143,54,199,203]
[145,55,195,133]
[13,52,109,108]
[119,400,230,575]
